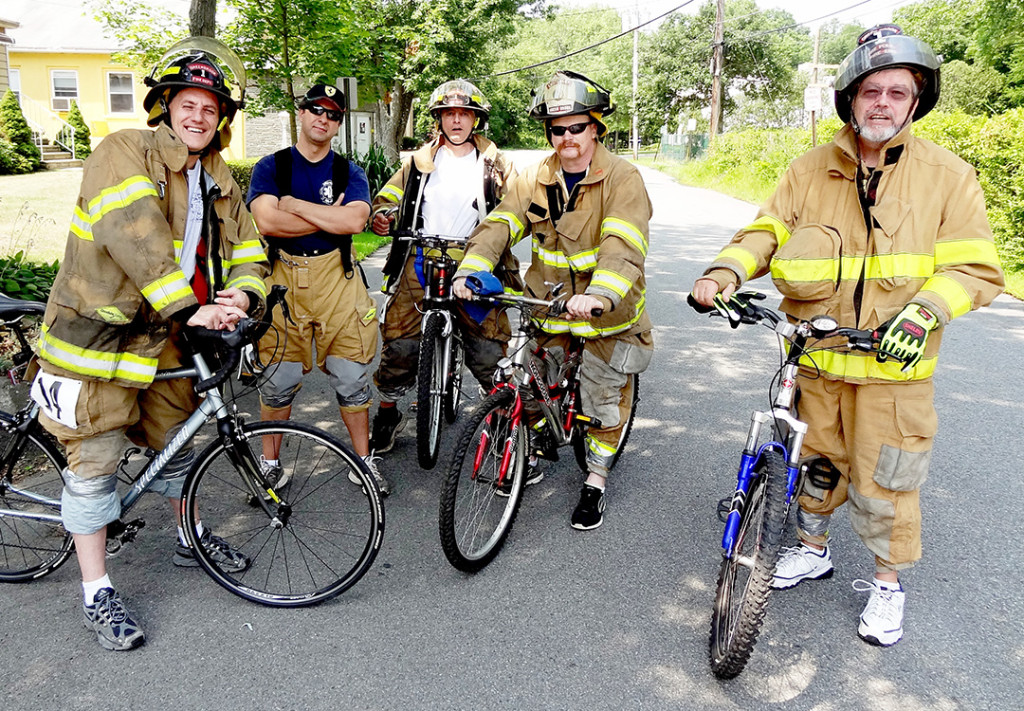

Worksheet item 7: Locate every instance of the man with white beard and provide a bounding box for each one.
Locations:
[691,25,1004,647]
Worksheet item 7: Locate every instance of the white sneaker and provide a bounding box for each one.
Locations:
[853,578,905,647]
[349,455,392,497]
[770,544,834,589]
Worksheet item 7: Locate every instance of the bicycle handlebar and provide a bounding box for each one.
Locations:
[467,291,604,319]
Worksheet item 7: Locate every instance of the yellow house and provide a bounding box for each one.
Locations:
[5,0,245,162]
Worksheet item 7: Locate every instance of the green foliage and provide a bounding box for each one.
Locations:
[894,0,982,64]
[0,251,60,301]
[0,138,34,175]
[0,91,41,172]
[88,0,187,71]
[936,60,1007,114]
[226,157,259,196]
[975,0,1024,107]
[817,20,866,65]
[346,144,400,199]
[57,101,93,159]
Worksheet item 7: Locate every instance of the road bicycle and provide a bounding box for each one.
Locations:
[0,288,385,607]
[688,291,898,678]
[392,229,470,470]
[438,286,639,572]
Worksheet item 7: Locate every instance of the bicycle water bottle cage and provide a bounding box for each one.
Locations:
[802,456,841,491]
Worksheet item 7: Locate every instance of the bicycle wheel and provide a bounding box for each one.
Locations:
[709,448,788,679]
[573,373,640,472]
[443,336,465,424]
[417,312,447,470]
[438,389,526,573]
[181,421,384,607]
[0,412,74,583]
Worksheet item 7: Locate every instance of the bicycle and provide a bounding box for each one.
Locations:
[391,229,470,470]
[438,286,640,572]
[0,288,385,607]
[688,291,898,678]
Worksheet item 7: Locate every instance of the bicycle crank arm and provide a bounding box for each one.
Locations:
[105,518,146,557]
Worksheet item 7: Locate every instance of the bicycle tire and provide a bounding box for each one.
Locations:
[573,373,640,473]
[417,312,446,470]
[181,421,385,607]
[709,448,788,679]
[443,336,464,424]
[0,411,74,583]
[438,389,526,573]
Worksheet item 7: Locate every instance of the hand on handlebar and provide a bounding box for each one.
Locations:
[212,287,250,314]
[565,294,605,319]
[691,277,735,308]
[452,276,473,301]
[187,303,247,331]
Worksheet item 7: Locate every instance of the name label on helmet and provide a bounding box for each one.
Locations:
[548,100,574,115]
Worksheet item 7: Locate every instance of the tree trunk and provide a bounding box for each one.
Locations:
[374,82,414,163]
[189,0,217,37]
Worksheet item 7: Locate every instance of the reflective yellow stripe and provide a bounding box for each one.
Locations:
[537,293,647,337]
[587,435,617,456]
[534,244,569,269]
[459,254,495,274]
[862,253,934,279]
[487,211,525,243]
[68,176,158,241]
[743,215,791,247]
[377,185,403,203]
[226,240,269,267]
[140,272,193,312]
[770,257,838,283]
[590,269,632,297]
[226,275,267,298]
[38,324,158,384]
[602,217,648,257]
[920,274,973,319]
[799,350,937,381]
[715,246,759,280]
[934,239,1000,266]
[568,247,599,271]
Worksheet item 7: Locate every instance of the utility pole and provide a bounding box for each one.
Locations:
[708,0,725,142]
[632,4,639,159]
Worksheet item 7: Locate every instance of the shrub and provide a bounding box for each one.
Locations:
[57,101,92,159]
[346,144,400,199]
[226,157,259,196]
[0,90,41,172]
[0,251,60,301]
[0,137,33,175]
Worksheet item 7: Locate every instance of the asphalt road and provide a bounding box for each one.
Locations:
[3,153,1023,711]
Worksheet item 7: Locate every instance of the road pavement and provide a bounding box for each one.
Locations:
[3,152,1023,710]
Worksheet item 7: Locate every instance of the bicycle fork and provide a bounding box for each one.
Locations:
[472,390,524,487]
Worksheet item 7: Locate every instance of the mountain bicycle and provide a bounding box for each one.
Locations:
[688,291,898,678]
[392,229,470,470]
[438,286,639,572]
[0,288,385,607]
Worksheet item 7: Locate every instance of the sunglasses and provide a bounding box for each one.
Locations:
[549,122,592,137]
[306,104,343,121]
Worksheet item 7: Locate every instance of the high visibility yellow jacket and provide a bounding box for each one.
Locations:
[372,134,521,295]
[456,142,653,339]
[38,124,269,388]
[703,123,1004,383]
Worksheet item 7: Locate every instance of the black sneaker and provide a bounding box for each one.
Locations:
[82,588,145,651]
[247,456,290,506]
[496,460,545,497]
[370,407,405,453]
[570,484,606,530]
[173,529,250,573]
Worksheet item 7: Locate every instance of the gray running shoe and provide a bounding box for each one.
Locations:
[173,529,250,573]
[82,587,145,651]
[348,454,392,497]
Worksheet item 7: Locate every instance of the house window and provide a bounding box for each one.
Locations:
[107,72,134,114]
[51,70,78,112]
[8,68,19,99]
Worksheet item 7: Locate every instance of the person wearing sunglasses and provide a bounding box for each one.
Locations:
[453,69,654,532]
[691,25,1004,647]
[367,79,521,461]
[247,83,391,496]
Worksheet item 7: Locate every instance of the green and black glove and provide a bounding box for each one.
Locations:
[877,303,939,371]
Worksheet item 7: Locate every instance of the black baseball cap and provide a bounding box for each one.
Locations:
[299,83,345,112]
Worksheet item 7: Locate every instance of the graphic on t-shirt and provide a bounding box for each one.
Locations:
[320,180,333,205]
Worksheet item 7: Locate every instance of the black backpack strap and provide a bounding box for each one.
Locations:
[273,147,293,197]
[331,152,355,278]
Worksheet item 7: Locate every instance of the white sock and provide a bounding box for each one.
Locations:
[876,578,902,592]
[83,574,113,604]
[265,458,279,467]
[178,521,205,546]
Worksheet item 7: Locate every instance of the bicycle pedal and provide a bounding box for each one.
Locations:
[574,413,603,429]
[716,498,731,523]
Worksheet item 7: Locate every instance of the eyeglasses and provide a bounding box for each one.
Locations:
[306,104,342,121]
[549,122,592,137]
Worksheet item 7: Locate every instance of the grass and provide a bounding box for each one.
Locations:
[0,169,390,264]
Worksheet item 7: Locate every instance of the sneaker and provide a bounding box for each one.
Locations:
[495,459,545,497]
[82,587,145,651]
[247,456,290,505]
[854,578,905,647]
[348,455,392,497]
[173,529,250,573]
[570,484,606,531]
[770,544,834,589]
[370,407,405,453]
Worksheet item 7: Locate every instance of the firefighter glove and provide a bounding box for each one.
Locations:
[878,303,938,371]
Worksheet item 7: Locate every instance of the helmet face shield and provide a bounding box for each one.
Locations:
[428,79,490,122]
[528,71,614,139]
[147,36,246,109]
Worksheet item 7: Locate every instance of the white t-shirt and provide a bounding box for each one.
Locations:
[420,146,483,238]
[178,161,204,280]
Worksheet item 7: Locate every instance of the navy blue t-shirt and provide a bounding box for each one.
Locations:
[247,147,371,255]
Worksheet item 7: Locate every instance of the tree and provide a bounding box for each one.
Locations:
[816,20,865,66]
[190,0,217,37]
[893,0,981,65]
[0,90,41,172]
[935,59,1006,114]
[974,0,1024,107]
[59,101,93,159]
[88,0,188,71]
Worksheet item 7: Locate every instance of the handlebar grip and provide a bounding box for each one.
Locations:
[187,319,255,393]
[686,293,715,314]
[590,307,604,318]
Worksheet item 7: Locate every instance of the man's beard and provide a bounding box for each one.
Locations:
[858,122,903,144]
